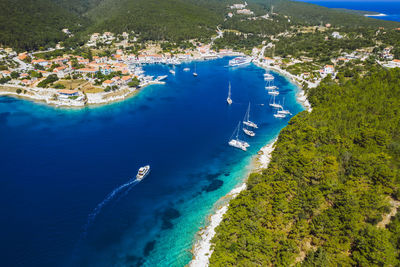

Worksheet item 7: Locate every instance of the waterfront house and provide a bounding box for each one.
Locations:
[1,70,11,77]
[58,89,78,98]
[32,59,49,67]
[323,65,335,74]
[102,80,115,87]
[263,57,274,65]
[121,75,132,84]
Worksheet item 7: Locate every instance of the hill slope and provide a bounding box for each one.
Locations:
[0,0,84,51]
[86,0,223,42]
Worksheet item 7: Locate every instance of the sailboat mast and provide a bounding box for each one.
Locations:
[228,82,231,98]
[236,121,240,140]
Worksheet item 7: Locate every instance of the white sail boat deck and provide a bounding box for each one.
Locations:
[269,95,283,109]
[229,121,249,151]
[243,102,258,128]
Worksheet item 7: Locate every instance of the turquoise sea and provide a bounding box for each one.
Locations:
[0,58,304,266]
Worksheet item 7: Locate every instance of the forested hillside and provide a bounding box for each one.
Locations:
[0,0,84,51]
[210,67,400,266]
[2,0,400,51]
[86,0,223,42]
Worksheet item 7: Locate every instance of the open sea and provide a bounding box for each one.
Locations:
[0,58,303,266]
[298,0,400,22]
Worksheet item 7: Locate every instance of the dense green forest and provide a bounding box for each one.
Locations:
[1,0,400,51]
[0,0,84,51]
[210,67,400,266]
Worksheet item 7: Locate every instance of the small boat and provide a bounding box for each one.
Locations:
[243,102,258,128]
[268,90,279,96]
[193,64,198,76]
[229,122,249,151]
[169,69,176,75]
[227,82,232,105]
[156,75,168,81]
[265,85,277,90]
[273,113,286,118]
[277,98,291,115]
[183,67,190,72]
[269,95,283,109]
[243,128,255,137]
[136,165,150,181]
[264,73,274,81]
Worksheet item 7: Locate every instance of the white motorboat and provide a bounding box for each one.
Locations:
[136,165,150,181]
[183,67,190,72]
[169,69,176,75]
[227,82,232,105]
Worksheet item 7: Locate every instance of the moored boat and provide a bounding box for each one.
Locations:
[228,57,252,67]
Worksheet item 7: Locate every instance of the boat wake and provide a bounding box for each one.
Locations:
[83,178,140,235]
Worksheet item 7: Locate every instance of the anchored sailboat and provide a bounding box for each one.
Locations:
[264,73,274,81]
[277,98,291,115]
[269,94,283,109]
[243,102,258,129]
[229,121,250,151]
[227,82,232,105]
[193,64,198,76]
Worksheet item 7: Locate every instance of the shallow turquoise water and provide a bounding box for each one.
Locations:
[0,58,304,266]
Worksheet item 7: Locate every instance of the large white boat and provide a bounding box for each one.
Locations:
[136,165,150,181]
[268,90,279,96]
[269,95,283,109]
[264,73,274,81]
[273,113,286,118]
[243,128,255,137]
[243,103,258,129]
[228,57,252,67]
[227,82,232,105]
[229,122,249,151]
[277,98,291,115]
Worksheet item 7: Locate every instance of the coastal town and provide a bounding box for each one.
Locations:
[1,2,399,108]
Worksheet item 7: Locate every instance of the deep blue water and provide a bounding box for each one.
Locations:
[297,0,400,22]
[0,58,303,266]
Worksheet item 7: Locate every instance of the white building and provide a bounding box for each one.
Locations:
[332,32,343,39]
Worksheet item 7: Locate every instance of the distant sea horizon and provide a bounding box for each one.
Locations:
[296,0,400,22]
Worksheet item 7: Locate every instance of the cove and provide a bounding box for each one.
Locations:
[0,57,304,266]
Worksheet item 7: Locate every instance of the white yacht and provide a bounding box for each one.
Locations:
[229,122,249,151]
[269,95,283,109]
[243,128,255,137]
[273,113,286,118]
[264,73,274,81]
[136,165,150,181]
[227,82,232,105]
[228,57,252,67]
[169,69,176,75]
[268,90,279,96]
[183,67,190,72]
[243,103,258,128]
[277,98,291,115]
